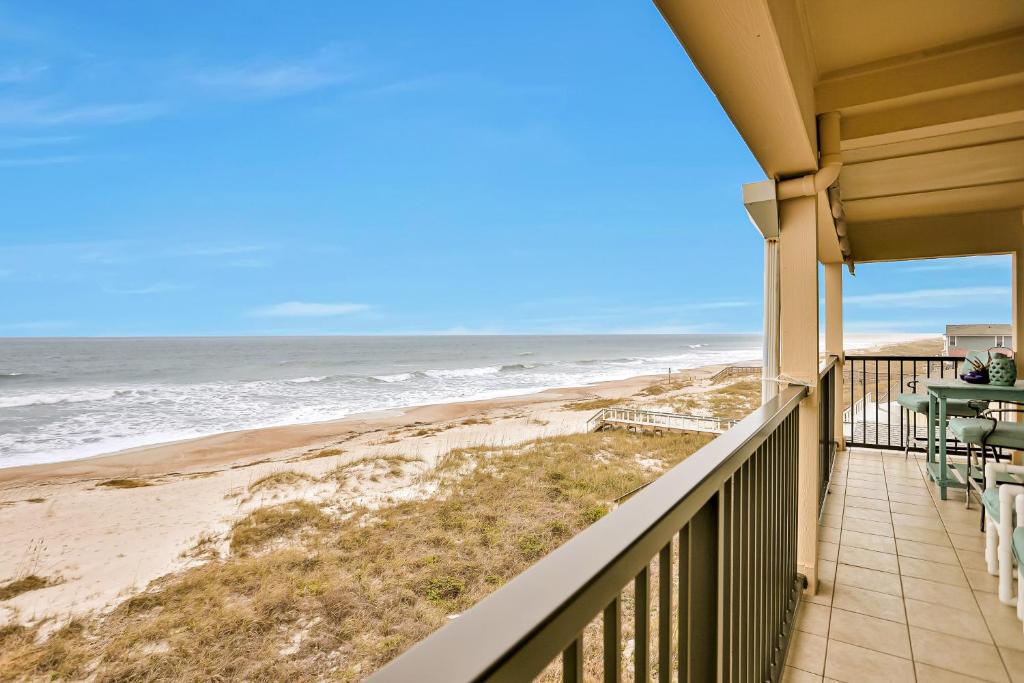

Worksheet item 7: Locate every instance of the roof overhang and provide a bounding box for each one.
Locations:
[654,0,1024,264]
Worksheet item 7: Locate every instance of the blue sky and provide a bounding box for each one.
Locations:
[0,2,1011,337]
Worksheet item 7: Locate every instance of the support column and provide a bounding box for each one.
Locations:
[779,194,820,594]
[1013,251,1024,465]
[1014,250,1024,379]
[824,262,845,450]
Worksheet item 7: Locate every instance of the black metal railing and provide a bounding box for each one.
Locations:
[844,355,960,451]
[818,357,837,514]
[369,385,807,683]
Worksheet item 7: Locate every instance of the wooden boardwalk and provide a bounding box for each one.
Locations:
[587,406,739,435]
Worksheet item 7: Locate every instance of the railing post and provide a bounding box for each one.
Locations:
[686,499,718,682]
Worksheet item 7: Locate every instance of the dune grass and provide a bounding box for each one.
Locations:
[298,447,345,461]
[635,378,691,397]
[248,470,315,494]
[1,430,711,681]
[565,397,622,411]
[96,478,152,489]
[672,378,762,420]
[0,575,58,601]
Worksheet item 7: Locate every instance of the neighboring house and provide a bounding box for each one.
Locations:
[944,323,1012,355]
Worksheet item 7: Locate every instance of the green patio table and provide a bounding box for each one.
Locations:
[922,378,1024,500]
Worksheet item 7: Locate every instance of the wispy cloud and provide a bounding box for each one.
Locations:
[0,99,163,126]
[172,244,268,257]
[0,155,82,167]
[0,62,47,83]
[0,320,74,332]
[364,75,446,97]
[684,301,754,310]
[843,319,942,333]
[105,282,185,295]
[224,258,269,268]
[251,301,371,317]
[904,255,1009,272]
[0,134,78,149]
[845,286,1010,307]
[192,47,354,98]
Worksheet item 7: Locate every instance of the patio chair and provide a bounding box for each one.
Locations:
[895,389,983,459]
[1015,494,1024,625]
[896,351,990,460]
[948,405,1019,515]
[961,460,1024,605]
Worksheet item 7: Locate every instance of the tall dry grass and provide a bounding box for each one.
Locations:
[1,429,711,682]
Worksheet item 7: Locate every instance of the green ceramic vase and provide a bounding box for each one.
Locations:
[988,355,1017,386]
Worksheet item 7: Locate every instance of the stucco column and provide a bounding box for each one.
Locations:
[779,194,820,593]
[824,262,845,450]
[1014,251,1024,379]
[1012,251,1024,465]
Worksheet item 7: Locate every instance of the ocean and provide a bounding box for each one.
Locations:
[0,334,765,468]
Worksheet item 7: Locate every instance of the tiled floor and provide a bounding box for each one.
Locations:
[784,448,1024,682]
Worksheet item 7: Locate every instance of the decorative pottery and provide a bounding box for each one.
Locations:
[988,356,1017,386]
[960,350,989,376]
[961,368,989,384]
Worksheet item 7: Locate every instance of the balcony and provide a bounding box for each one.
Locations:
[787,446,1024,682]
[370,0,1024,677]
[367,355,1024,681]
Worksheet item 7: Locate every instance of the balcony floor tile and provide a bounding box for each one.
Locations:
[787,448,1024,682]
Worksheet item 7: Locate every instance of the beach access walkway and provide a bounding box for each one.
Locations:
[587,406,739,435]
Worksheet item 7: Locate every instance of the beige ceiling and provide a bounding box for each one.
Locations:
[805,0,1024,261]
[803,0,1024,77]
[655,0,1024,263]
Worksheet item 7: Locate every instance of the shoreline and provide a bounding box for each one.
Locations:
[0,361,732,625]
[0,332,930,477]
[0,335,939,626]
[0,364,739,486]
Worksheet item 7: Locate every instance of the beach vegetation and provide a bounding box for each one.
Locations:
[635,379,691,396]
[2,429,711,681]
[565,397,621,411]
[96,478,152,489]
[0,574,60,601]
[248,470,315,494]
[672,379,762,420]
[229,500,331,555]
[299,447,344,461]
[320,454,424,486]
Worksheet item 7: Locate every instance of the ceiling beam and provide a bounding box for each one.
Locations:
[844,180,1024,223]
[847,209,1024,262]
[840,120,1024,164]
[839,83,1024,148]
[840,138,1024,200]
[816,29,1024,114]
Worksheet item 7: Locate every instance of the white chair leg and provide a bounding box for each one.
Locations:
[1019,562,1024,623]
[1000,536,1015,605]
[987,511,999,575]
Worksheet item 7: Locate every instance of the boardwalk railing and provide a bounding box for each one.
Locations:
[370,385,807,682]
[587,406,740,435]
[706,365,762,384]
[818,357,838,515]
[844,355,959,451]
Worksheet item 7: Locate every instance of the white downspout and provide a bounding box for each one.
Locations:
[763,237,781,402]
[763,111,843,403]
[776,112,843,200]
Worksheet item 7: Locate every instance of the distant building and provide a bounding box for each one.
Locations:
[944,324,1012,355]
